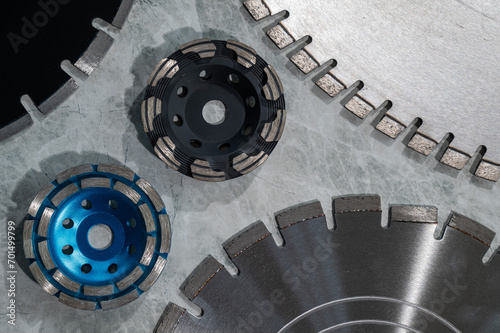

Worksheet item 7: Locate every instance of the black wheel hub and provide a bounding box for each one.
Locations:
[142,39,286,181]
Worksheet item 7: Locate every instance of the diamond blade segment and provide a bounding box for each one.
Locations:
[23,164,171,310]
[156,196,500,332]
[244,0,500,181]
[142,38,286,181]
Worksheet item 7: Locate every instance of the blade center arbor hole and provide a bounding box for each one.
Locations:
[88,224,114,250]
[202,100,227,125]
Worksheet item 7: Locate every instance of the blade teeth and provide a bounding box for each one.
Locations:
[440,147,470,170]
[262,65,285,101]
[475,160,500,182]
[100,289,139,311]
[114,181,141,204]
[29,262,58,295]
[55,164,93,184]
[232,151,269,175]
[267,23,294,49]
[316,72,345,98]
[181,256,223,301]
[155,137,181,171]
[83,285,113,296]
[390,205,438,224]
[81,177,110,189]
[446,212,495,246]
[191,160,225,182]
[139,256,167,292]
[154,302,185,333]
[97,164,135,181]
[260,109,286,142]
[28,183,55,217]
[333,195,381,214]
[23,220,35,259]
[223,221,270,258]
[290,48,319,74]
[136,178,165,212]
[139,236,156,266]
[375,115,406,139]
[51,183,79,207]
[159,214,171,253]
[38,240,56,270]
[139,203,156,233]
[407,132,438,156]
[53,269,80,293]
[345,94,374,119]
[58,292,96,311]
[243,0,271,20]
[117,266,143,290]
[275,200,324,229]
[180,38,216,58]
[37,207,54,237]
[227,40,257,68]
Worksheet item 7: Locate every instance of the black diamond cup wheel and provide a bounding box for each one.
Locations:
[142,39,286,181]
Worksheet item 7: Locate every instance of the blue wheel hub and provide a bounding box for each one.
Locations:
[23,164,171,310]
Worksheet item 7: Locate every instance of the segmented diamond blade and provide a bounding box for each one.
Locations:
[244,0,500,181]
[156,196,500,332]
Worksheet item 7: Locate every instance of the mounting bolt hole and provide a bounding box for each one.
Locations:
[128,218,137,229]
[228,73,240,84]
[108,199,118,209]
[190,139,202,148]
[246,96,256,108]
[81,264,92,274]
[81,199,92,210]
[62,218,74,229]
[177,86,188,98]
[218,143,231,152]
[128,244,136,255]
[242,125,253,136]
[173,114,183,126]
[108,263,118,274]
[62,245,73,255]
[199,70,211,80]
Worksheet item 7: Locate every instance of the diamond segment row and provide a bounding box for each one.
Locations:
[23,164,171,310]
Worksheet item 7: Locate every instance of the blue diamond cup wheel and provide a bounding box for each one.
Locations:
[142,39,286,181]
[23,164,171,310]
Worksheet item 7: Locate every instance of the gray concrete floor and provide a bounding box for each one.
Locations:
[1,0,499,332]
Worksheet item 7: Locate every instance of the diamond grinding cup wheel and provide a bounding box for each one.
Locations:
[142,38,286,181]
[23,164,171,310]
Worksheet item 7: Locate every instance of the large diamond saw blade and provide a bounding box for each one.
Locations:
[155,196,500,332]
[244,0,500,182]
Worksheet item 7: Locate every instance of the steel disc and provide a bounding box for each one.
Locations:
[2,0,133,141]
[142,38,286,181]
[23,164,171,310]
[156,196,500,332]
